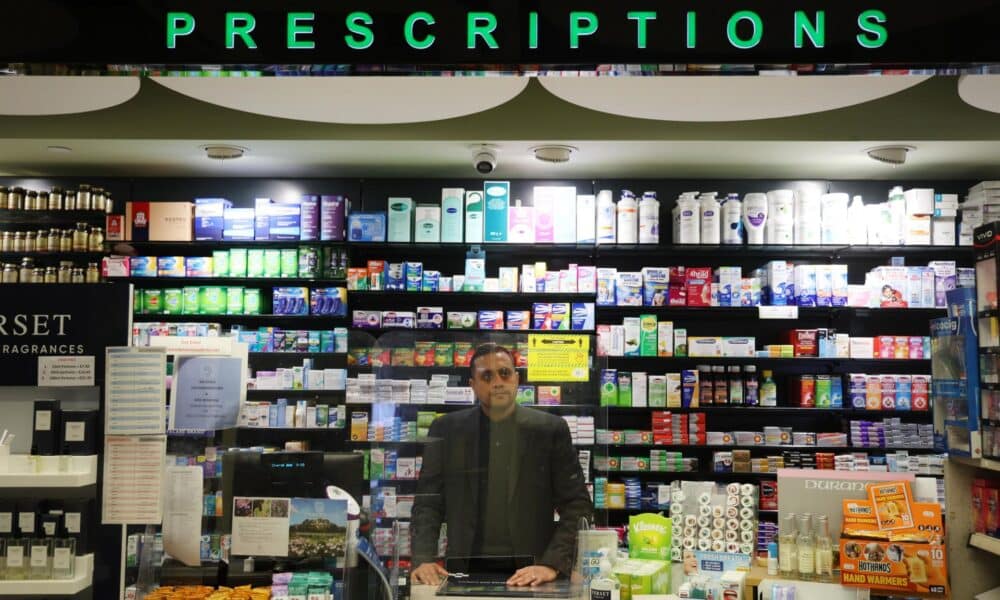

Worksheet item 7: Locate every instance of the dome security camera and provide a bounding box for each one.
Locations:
[473,148,497,174]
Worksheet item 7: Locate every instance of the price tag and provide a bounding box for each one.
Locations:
[7,546,23,568]
[53,548,71,570]
[758,306,799,319]
[64,512,81,533]
[30,545,47,567]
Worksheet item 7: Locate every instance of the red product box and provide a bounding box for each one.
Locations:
[685,267,712,307]
[669,267,687,306]
[911,375,930,411]
[787,329,818,357]
[973,479,988,534]
[881,375,897,410]
[106,214,124,241]
[760,480,778,510]
[988,484,1000,536]
[875,335,895,359]
[689,432,707,445]
[798,375,816,407]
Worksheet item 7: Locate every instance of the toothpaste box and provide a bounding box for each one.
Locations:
[381,311,416,328]
[347,212,387,242]
[641,267,670,306]
[578,266,597,294]
[794,265,817,307]
[447,312,478,330]
[689,336,723,357]
[831,264,848,306]
[657,321,673,357]
[615,272,643,306]
[572,303,595,331]
[722,337,755,357]
[478,310,504,330]
[506,310,531,330]
[816,265,833,307]
[716,266,742,307]
[685,267,712,307]
[353,310,382,329]
[597,268,617,305]
[765,260,793,306]
[194,198,231,241]
[623,318,641,357]
[928,260,957,307]
[416,307,445,329]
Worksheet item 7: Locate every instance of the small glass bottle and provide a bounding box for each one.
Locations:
[71,223,88,251]
[0,231,11,252]
[49,187,63,210]
[8,187,23,210]
[71,268,84,284]
[0,186,7,210]
[29,536,52,579]
[47,228,59,252]
[59,229,72,252]
[104,191,113,214]
[51,538,74,580]
[778,513,798,578]
[5,538,28,580]
[23,231,35,253]
[796,513,816,581]
[713,365,727,405]
[85,263,100,283]
[19,258,33,283]
[814,514,834,582]
[760,369,778,407]
[728,365,743,405]
[744,365,759,406]
[2,264,17,283]
[43,267,57,283]
[57,262,72,283]
[37,192,49,211]
[63,191,76,211]
[31,268,44,284]
[76,185,91,211]
[0,538,6,578]
[12,232,25,252]
[87,227,104,251]
[91,188,105,213]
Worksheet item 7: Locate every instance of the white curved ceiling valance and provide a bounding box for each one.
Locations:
[151,76,530,124]
[538,75,931,122]
[958,75,1000,114]
[0,76,141,116]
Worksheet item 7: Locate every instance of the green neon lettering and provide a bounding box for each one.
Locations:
[569,12,598,49]
[857,9,887,49]
[345,12,374,50]
[287,12,315,50]
[686,11,696,48]
[627,11,656,49]
[166,12,195,49]
[727,10,762,49]
[225,12,257,50]
[528,11,539,49]
[467,12,498,49]
[794,11,825,48]
[405,12,436,49]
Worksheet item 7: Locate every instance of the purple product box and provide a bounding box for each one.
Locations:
[353,310,382,329]
[254,198,272,240]
[300,195,319,241]
[321,195,347,241]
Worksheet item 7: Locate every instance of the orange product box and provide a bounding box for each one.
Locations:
[868,481,915,530]
[839,538,947,596]
[866,375,882,410]
[390,347,415,367]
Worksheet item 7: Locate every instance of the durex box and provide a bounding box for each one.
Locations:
[194,198,231,241]
[483,181,510,243]
[641,267,669,306]
[320,195,347,241]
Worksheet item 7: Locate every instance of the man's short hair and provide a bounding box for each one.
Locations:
[469,343,516,378]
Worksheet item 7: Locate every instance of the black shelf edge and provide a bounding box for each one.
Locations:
[348,327,594,335]
[346,402,594,411]
[594,470,778,478]
[114,276,346,285]
[600,356,930,365]
[249,352,347,358]
[0,209,108,224]
[347,290,594,300]
[246,389,344,396]
[596,305,946,316]
[602,406,933,418]
[235,427,345,433]
[135,313,350,322]
[595,444,939,452]
[0,251,105,260]
[108,240,347,248]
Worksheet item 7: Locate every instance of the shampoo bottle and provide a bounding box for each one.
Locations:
[743,193,768,245]
[596,189,616,244]
[721,193,743,244]
[848,195,868,245]
[638,191,659,244]
[440,188,464,243]
[767,189,795,244]
[674,193,700,244]
[699,192,721,244]
[464,191,484,243]
[616,190,638,244]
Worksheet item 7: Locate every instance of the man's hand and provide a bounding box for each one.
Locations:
[411,562,449,585]
[507,565,558,587]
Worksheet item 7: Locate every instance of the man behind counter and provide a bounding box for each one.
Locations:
[411,343,593,587]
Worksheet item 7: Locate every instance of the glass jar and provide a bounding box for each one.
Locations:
[19,257,33,282]
[12,232,25,252]
[2,264,17,283]
[51,538,74,580]
[59,229,72,252]
[7,187,23,210]
[6,537,28,580]
[43,267,57,283]
[71,268,84,283]
[49,187,63,210]
[47,228,59,252]
[29,536,51,579]
[31,268,44,283]
[85,263,100,283]
[72,223,88,251]
[0,186,7,210]
[24,231,35,253]
[27,191,39,210]
[37,192,49,211]
[63,190,76,211]
[76,185,91,211]
[57,262,72,283]
[91,188,105,212]
[87,227,104,251]
[104,192,114,214]
[0,231,11,252]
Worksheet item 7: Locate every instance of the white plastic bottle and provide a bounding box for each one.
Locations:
[596,189,616,245]
[721,193,743,244]
[617,190,638,244]
[638,191,660,244]
[674,193,700,244]
[820,193,849,245]
[794,188,822,245]
[699,192,721,244]
[848,195,868,245]
[743,193,768,245]
[886,186,906,245]
[767,189,795,245]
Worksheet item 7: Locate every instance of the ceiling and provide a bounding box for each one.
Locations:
[1,75,999,179]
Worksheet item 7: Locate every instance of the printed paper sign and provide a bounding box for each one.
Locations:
[38,356,94,386]
[527,334,590,382]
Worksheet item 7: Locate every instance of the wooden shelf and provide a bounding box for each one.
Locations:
[951,455,1000,473]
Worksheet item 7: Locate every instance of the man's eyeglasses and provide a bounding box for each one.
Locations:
[473,368,515,382]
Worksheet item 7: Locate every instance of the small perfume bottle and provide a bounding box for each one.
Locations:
[814,514,834,582]
[51,538,75,580]
[778,513,797,578]
[5,538,28,580]
[29,536,52,579]
[796,513,816,581]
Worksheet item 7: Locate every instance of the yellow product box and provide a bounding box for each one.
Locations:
[349,411,368,441]
[434,342,455,366]
[868,481,915,530]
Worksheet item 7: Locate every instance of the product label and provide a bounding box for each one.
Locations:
[35,410,51,431]
[53,547,71,570]
[798,549,815,574]
[64,512,81,533]
[65,421,86,442]
[30,545,47,567]
[7,546,23,568]
[0,513,11,534]
[18,512,35,533]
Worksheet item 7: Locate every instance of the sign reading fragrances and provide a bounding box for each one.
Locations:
[0,284,130,385]
[1,1,1000,65]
